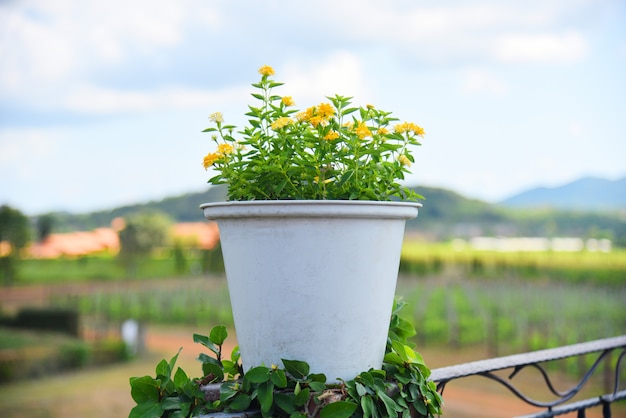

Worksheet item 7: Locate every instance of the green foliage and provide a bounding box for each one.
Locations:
[118,210,173,277]
[0,205,31,285]
[129,303,442,418]
[202,66,424,201]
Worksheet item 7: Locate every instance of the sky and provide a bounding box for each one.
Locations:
[1,0,625,216]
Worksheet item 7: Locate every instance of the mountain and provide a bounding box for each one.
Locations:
[499,176,626,211]
[36,182,626,246]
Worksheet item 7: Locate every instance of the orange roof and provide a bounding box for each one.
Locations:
[171,222,220,250]
[28,227,120,258]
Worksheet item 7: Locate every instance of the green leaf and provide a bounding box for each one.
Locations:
[294,387,310,407]
[355,382,368,397]
[168,348,181,375]
[270,369,288,388]
[376,389,400,417]
[319,401,358,418]
[274,393,296,414]
[194,333,219,356]
[360,395,375,418]
[202,361,224,383]
[173,367,188,389]
[129,401,164,418]
[244,366,271,383]
[383,352,404,366]
[257,380,274,413]
[229,393,252,411]
[161,396,181,410]
[308,381,326,393]
[210,325,228,345]
[282,359,310,380]
[336,170,354,188]
[155,359,170,379]
[130,376,161,404]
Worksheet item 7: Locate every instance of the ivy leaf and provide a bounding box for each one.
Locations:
[319,401,358,418]
[155,359,170,379]
[360,396,375,418]
[270,369,288,388]
[194,333,219,356]
[294,387,310,407]
[245,366,271,383]
[308,381,326,393]
[161,396,181,410]
[273,393,296,414]
[173,367,188,389]
[129,401,164,418]
[383,352,404,366]
[376,389,400,417]
[210,325,228,345]
[229,393,252,411]
[257,380,275,413]
[282,359,310,380]
[130,376,160,404]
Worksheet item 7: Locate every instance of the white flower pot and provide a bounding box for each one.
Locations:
[200,200,420,382]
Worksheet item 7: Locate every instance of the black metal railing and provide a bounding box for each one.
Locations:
[429,335,626,417]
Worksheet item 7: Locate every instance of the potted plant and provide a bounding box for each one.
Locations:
[200,65,426,383]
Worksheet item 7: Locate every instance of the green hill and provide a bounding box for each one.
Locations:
[37,185,626,246]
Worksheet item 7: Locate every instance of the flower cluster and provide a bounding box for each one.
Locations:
[202,65,425,201]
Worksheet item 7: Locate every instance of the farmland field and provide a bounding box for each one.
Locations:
[1,242,625,417]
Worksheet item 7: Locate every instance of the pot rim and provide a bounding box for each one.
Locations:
[200,200,421,220]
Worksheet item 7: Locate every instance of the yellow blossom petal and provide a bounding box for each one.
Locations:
[398,155,412,167]
[323,131,339,141]
[258,65,275,76]
[209,112,224,123]
[270,117,293,131]
[317,102,335,119]
[217,143,234,154]
[203,152,221,169]
[355,122,372,139]
[282,96,295,106]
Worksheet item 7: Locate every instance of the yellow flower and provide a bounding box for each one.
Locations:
[355,122,372,139]
[395,122,425,136]
[203,152,221,169]
[377,127,389,135]
[314,176,333,184]
[323,131,339,141]
[408,122,425,136]
[217,143,234,155]
[366,104,375,109]
[398,155,412,167]
[270,116,293,130]
[309,116,325,128]
[317,102,335,119]
[258,65,275,76]
[295,107,315,122]
[209,112,224,123]
[282,96,295,106]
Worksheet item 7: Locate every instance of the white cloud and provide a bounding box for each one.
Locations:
[281,52,369,105]
[0,0,212,93]
[461,69,509,96]
[493,31,588,63]
[0,128,63,186]
[61,83,249,114]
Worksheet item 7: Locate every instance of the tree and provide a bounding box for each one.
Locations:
[0,205,31,286]
[36,214,55,242]
[117,210,172,277]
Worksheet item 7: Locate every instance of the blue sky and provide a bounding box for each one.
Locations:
[1,0,625,215]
